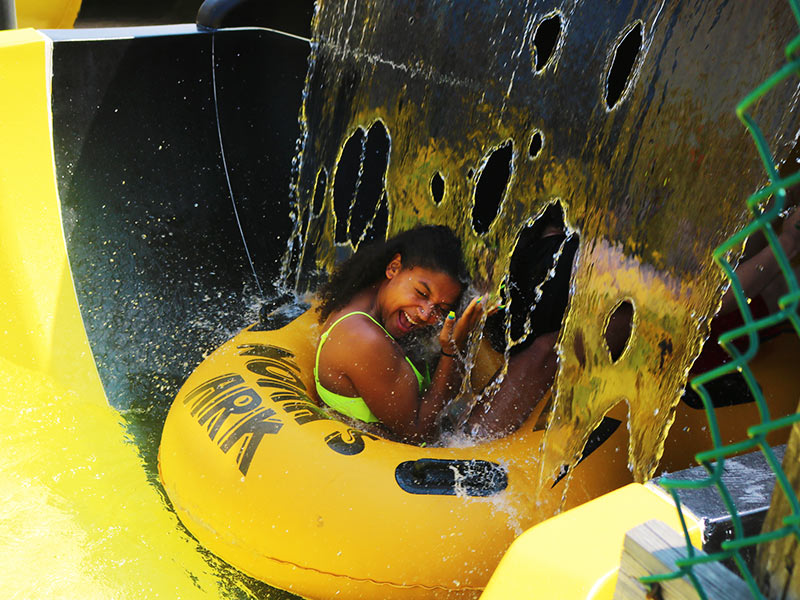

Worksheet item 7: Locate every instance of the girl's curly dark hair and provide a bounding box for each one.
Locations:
[316,225,470,321]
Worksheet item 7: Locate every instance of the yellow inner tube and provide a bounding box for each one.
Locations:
[159,306,799,599]
[159,307,637,599]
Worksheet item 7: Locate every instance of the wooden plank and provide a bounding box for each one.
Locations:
[614,519,752,600]
[755,400,800,600]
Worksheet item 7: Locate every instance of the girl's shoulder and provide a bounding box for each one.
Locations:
[324,312,394,350]
[321,312,409,379]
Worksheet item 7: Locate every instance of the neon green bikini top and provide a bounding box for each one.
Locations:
[314,311,430,423]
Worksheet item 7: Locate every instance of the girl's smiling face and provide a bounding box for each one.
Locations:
[378,254,463,338]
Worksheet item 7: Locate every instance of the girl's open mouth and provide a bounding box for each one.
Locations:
[398,310,420,334]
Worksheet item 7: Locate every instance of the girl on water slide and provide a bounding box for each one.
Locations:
[313,224,559,443]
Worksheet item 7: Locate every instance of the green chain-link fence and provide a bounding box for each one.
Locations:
[641,1,800,597]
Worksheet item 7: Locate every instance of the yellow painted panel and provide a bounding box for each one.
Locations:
[0,29,246,599]
[0,28,101,400]
[16,0,81,29]
[480,483,702,600]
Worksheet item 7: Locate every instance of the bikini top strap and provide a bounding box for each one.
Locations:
[314,311,426,389]
[315,312,393,382]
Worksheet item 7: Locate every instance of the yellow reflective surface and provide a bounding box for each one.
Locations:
[478,483,702,600]
[0,356,231,599]
[16,0,81,29]
[0,29,261,599]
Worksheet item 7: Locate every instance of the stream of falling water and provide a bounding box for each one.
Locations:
[283,0,800,491]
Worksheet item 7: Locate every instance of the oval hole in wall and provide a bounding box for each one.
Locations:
[333,128,365,243]
[532,14,561,72]
[349,121,390,246]
[472,141,513,235]
[528,130,543,159]
[605,22,642,109]
[604,300,633,363]
[356,191,389,251]
[484,202,578,352]
[431,172,445,204]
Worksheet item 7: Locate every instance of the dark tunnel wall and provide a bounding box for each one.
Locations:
[50,27,309,422]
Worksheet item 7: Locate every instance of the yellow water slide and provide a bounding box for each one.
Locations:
[15,0,81,28]
[0,28,266,600]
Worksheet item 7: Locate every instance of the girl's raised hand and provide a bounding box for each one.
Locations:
[439,296,485,355]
